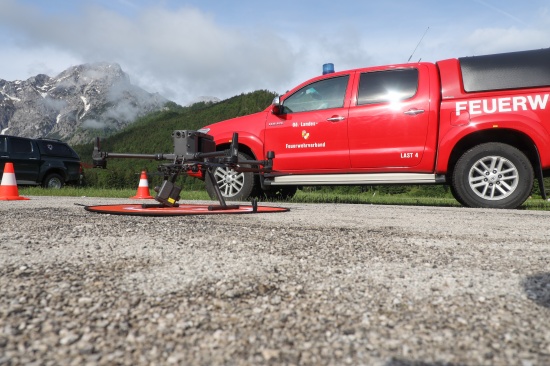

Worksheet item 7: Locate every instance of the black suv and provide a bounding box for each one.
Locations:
[0,135,82,188]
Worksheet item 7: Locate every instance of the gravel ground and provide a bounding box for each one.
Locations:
[1,196,549,366]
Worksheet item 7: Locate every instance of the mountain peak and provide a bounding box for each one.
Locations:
[57,62,125,80]
[0,62,168,144]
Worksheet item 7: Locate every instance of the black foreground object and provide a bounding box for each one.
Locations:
[88,130,288,216]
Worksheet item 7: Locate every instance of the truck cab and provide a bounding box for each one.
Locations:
[201,62,442,200]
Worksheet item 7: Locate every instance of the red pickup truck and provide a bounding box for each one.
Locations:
[199,48,550,209]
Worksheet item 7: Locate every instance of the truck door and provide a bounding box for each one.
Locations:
[347,65,433,170]
[264,74,351,171]
[6,137,40,183]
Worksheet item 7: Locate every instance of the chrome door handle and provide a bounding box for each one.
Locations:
[404,109,425,115]
[327,116,346,122]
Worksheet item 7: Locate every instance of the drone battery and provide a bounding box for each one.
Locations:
[172,130,215,158]
[155,180,182,207]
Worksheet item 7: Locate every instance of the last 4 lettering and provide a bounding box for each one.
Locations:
[401,152,418,158]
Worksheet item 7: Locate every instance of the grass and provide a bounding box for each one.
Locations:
[18,186,211,200]
[17,186,550,210]
[293,190,550,210]
[291,189,462,207]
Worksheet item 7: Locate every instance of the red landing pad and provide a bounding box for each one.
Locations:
[84,203,289,216]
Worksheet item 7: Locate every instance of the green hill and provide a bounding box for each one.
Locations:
[74,90,277,189]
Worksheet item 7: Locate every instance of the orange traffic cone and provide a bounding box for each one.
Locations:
[130,171,154,199]
[0,162,29,200]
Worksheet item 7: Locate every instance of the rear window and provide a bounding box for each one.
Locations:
[36,140,79,158]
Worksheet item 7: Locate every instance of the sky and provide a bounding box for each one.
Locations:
[0,0,549,105]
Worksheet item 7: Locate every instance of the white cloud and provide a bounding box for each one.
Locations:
[0,44,82,80]
[473,0,527,25]
[463,27,550,55]
[0,1,297,104]
[1,0,550,105]
[81,119,106,129]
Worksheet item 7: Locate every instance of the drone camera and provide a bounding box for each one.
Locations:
[172,130,216,159]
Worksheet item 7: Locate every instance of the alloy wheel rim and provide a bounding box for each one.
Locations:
[214,167,245,197]
[468,155,519,201]
[48,178,62,189]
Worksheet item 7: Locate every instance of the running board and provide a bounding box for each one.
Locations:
[16,180,39,186]
[266,173,445,186]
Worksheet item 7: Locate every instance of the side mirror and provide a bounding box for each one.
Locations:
[271,96,282,115]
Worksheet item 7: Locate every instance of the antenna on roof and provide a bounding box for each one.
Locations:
[407,27,430,63]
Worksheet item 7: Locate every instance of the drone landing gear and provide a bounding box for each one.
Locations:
[139,167,246,211]
[204,167,240,211]
[86,171,273,216]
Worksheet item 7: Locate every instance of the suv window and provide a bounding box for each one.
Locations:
[283,75,349,113]
[357,68,418,105]
[0,136,6,153]
[36,140,79,158]
[11,137,33,154]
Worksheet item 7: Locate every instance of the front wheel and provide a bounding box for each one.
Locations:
[451,143,533,209]
[205,152,257,201]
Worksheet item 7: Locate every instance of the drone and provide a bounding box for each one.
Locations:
[92,130,275,211]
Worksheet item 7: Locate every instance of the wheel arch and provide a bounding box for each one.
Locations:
[216,142,257,160]
[213,132,264,160]
[445,129,540,182]
[39,167,68,183]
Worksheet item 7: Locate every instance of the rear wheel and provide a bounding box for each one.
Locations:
[43,173,64,189]
[451,143,533,209]
[205,152,257,201]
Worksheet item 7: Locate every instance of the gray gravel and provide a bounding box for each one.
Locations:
[1,196,549,365]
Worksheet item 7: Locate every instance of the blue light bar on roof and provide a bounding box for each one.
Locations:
[322,63,334,75]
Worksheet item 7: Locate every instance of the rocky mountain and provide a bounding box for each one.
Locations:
[0,63,168,144]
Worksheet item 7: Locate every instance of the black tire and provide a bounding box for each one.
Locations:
[205,152,257,201]
[448,183,466,206]
[451,143,533,209]
[261,185,298,201]
[43,173,64,189]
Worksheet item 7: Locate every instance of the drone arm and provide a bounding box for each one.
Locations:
[92,137,177,168]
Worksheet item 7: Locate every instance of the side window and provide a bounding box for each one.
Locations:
[37,141,77,158]
[282,75,349,113]
[0,137,6,153]
[357,69,418,105]
[11,138,33,154]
